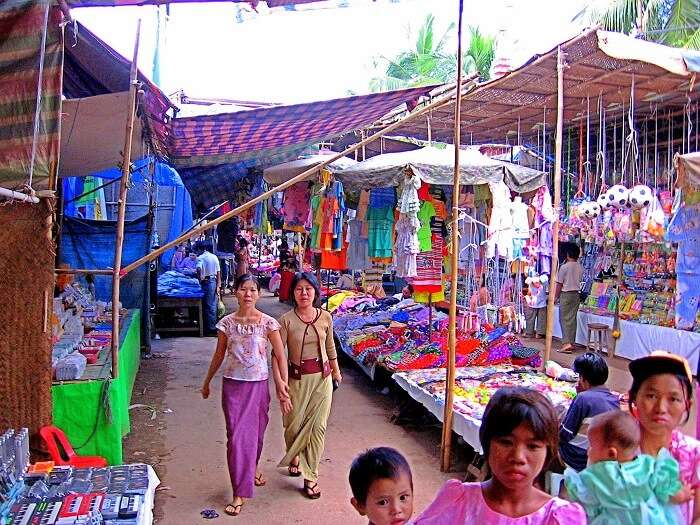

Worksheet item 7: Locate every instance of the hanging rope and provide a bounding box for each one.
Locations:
[28,1,51,190]
[596,94,607,196]
[654,105,658,191]
[575,117,585,198]
[686,99,693,156]
[622,76,639,186]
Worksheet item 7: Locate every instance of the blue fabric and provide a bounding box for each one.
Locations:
[160,182,194,268]
[59,215,149,309]
[157,271,203,298]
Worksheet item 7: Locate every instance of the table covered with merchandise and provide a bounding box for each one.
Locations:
[552,306,700,370]
[333,295,541,380]
[393,366,577,453]
[52,310,141,466]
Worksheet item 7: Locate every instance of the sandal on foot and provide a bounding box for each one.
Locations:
[303,481,321,499]
[558,345,574,354]
[224,503,243,516]
[288,460,301,477]
[255,473,266,486]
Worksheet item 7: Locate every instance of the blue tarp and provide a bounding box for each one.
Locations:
[59,215,149,309]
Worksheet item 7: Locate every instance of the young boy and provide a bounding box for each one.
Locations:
[349,447,414,525]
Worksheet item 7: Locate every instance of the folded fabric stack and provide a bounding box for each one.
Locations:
[157,270,204,298]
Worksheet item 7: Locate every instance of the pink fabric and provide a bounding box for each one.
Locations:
[411,480,586,525]
[216,313,280,381]
[670,429,700,524]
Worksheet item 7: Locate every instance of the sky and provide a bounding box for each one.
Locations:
[73,0,602,104]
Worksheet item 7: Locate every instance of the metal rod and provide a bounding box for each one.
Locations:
[440,0,464,474]
[111,20,141,380]
[544,46,566,367]
[0,186,39,204]
[55,268,113,275]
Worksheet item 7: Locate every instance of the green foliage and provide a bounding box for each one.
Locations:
[369,14,497,92]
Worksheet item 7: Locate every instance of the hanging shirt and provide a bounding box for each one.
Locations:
[417,201,436,252]
[282,182,311,232]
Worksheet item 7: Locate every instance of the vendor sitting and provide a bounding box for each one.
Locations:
[393,284,414,301]
[179,251,198,276]
[336,271,354,290]
[559,352,620,471]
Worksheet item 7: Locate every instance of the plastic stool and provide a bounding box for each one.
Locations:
[586,323,610,356]
[39,425,108,468]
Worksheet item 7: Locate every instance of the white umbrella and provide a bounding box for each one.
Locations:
[263,154,357,186]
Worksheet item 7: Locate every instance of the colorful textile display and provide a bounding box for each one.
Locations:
[393,365,576,422]
[333,295,541,377]
[367,188,396,260]
[282,182,311,232]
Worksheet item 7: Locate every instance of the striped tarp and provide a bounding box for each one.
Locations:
[170,86,433,169]
[0,0,63,190]
[67,0,322,6]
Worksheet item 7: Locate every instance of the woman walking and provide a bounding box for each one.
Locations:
[201,273,292,517]
[277,272,342,499]
[236,237,250,278]
[629,351,700,524]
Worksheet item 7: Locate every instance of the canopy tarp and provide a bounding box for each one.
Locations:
[59,92,146,178]
[67,0,321,5]
[169,86,435,169]
[263,154,356,185]
[0,1,63,191]
[63,21,173,160]
[677,152,700,189]
[336,146,546,193]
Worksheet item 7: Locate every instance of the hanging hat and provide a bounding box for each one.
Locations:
[629,351,693,385]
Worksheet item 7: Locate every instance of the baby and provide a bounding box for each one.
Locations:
[565,410,691,525]
[349,447,413,525]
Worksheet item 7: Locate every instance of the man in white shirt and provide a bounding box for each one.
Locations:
[554,245,584,353]
[195,241,221,336]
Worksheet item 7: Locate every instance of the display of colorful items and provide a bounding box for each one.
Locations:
[580,242,682,329]
[333,295,541,378]
[393,365,577,422]
[52,283,126,381]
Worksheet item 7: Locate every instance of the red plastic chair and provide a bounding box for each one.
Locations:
[39,425,108,468]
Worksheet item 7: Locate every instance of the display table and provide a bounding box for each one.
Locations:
[156,296,204,337]
[52,310,141,465]
[552,306,700,370]
[393,366,576,454]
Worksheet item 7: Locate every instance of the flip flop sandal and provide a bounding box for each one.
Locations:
[558,346,574,354]
[303,481,321,500]
[288,462,301,477]
[255,473,266,486]
[224,503,243,516]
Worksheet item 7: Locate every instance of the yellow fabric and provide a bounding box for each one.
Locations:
[278,372,333,482]
[414,290,445,303]
[326,291,356,312]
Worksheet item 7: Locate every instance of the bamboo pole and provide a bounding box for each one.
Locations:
[544,47,566,366]
[440,0,464,473]
[55,268,113,275]
[120,78,476,277]
[111,20,141,380]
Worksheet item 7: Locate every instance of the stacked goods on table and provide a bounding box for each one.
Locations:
[1,429,155,525]
[333,295,540,375]
[156,271,203,298]
[52,284,125,382]
[393,365,577,422]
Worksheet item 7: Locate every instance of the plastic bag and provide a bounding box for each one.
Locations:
[217,299,226,319]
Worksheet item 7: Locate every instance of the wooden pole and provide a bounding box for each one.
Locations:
[111,20,141,380]
[119,76,478,277]
[55,268,113,275]
[544,47,566,367]
[440,0,464,473]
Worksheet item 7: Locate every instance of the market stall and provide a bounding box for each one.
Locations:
[392,366,577,453]
[0,428,159,524]
[51,281,142,465]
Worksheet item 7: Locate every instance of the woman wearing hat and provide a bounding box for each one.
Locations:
[629,351,700,524]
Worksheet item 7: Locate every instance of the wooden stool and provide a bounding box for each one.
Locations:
[587,323,610,356]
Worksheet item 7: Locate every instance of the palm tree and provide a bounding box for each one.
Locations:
[576,0,700,49]
[369,15,497,92]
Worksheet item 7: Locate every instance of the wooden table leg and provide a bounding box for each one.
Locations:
[198,299,204,338]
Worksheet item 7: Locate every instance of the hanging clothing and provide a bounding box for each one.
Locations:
[395,215,420,278]
[486,181,514,260]
[398,172,421,214]
[367,206,395,259]
[356,190,370,238]
[282,182,311,232]
[346,218,370,270]
[320,239,348,270]
[417,201,436,252]
[412,233,444,295]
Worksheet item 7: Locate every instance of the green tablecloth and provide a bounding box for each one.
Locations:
[51,310,141,465]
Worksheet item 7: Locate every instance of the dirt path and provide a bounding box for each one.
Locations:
[123,294,456,524]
